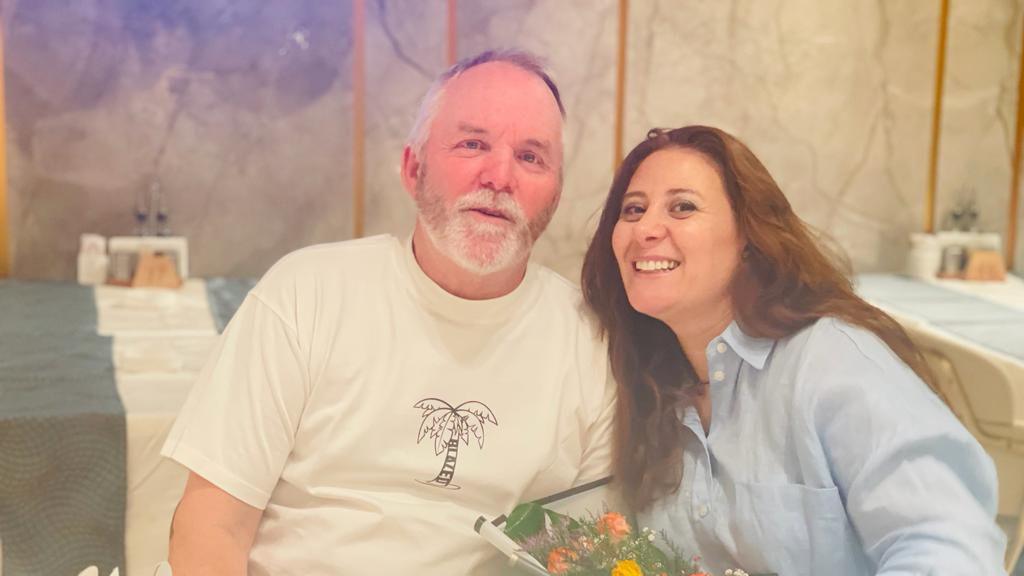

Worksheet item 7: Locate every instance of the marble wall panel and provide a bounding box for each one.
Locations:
[625,0,939,272]
[363,0,446,239]
[5,0,1023,279]
[936,0,1023,247]
[457,0,619,282]
[4,0,354,280]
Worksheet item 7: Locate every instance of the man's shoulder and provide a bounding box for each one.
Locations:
[529,263,605,340]
[265,235,399,278]
[282,234,398,265]
[251,235,401,302]
[530,262,582,301]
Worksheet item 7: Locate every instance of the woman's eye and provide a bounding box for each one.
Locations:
[670,201,697,217]
[620,204,645,221]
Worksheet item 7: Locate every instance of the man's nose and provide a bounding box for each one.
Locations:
[479,150,515,193]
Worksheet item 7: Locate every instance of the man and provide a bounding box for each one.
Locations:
[162,50,615,575]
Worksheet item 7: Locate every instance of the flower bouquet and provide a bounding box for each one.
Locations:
[499,502,751,576]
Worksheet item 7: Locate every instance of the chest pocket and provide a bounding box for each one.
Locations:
[729,481,869,576]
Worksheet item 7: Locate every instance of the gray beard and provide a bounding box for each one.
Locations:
[414,168,558,275]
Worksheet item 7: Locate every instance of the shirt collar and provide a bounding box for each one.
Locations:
[719,321,776,370]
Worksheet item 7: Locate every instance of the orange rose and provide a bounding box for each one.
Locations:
[547,547,578,574]
[596,512,632,541]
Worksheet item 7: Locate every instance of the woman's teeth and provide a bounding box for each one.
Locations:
[634,260,679,272]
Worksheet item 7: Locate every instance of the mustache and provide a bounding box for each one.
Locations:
[451,190,526,224]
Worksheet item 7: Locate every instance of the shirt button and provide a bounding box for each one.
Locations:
[716,342,727,354]
[712,370,725,382]
[697,503,709,518]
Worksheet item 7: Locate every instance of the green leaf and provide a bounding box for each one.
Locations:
[503,502,547,541]
[543,508,581,531]
[649,544,671,569]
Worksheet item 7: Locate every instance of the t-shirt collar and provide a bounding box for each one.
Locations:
[398,235,539,324]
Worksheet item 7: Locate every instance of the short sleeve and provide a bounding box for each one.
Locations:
[161,291,309,509]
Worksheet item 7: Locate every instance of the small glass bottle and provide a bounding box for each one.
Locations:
[134,185,150,236]
[151,178,171,236]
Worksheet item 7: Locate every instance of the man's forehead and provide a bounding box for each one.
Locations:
[435,62,563,134]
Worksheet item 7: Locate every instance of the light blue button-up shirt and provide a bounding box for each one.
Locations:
[638,317,1007,576]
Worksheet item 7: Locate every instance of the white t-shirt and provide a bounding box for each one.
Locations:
[162,235,615,575]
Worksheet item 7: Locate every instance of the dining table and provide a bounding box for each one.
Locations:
[0,277,253,576]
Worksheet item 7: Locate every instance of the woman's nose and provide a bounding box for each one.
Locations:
[634,213,667,244]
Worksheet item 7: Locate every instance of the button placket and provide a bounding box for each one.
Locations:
[690,438,714,522]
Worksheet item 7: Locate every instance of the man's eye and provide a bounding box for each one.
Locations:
[458,137,489,148]
[520,151,540,164]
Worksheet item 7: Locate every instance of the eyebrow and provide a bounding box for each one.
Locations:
[455,123,552,152]
[667,187,701,197]
[456,122,489,135]
[524,138,551,152]
[623,188,701,200]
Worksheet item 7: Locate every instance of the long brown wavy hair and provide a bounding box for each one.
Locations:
[581,126,935,511]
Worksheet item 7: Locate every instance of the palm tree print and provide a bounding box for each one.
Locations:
[413,398,498,490]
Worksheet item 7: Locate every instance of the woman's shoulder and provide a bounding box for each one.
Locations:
[775,316,934,407]
[781,316,894,368]
[771,317,905,393]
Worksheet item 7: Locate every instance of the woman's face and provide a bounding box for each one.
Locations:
[611,147,745,328]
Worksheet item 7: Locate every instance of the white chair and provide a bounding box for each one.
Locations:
[905,323,1024,571]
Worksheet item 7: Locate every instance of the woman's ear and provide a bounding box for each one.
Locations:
[400,146,421,199]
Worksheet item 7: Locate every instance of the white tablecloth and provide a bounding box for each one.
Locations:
[96,281,222,576]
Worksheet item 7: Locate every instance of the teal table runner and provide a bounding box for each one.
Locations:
[0,281,124,576]
[856,274,1024,362]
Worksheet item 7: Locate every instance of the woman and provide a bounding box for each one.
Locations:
[581,126,1007,575]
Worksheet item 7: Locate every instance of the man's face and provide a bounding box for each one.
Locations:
[409,62,564,275]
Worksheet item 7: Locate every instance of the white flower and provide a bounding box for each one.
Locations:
[77,567,119,576]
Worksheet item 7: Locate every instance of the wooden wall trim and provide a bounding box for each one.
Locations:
[1007,5,1024,269]
[352,0,366,238]
[0,24,9,278]
[614,0,628,170]
[447,0,457,66]
[925,0,951,235]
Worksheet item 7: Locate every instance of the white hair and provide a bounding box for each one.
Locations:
[406,49,566,156]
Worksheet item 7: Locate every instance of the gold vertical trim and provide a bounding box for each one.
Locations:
[1007,5,1024,269]
[613,0,628,170]
[352,0,366,238]
[446,0,457,66]
[925,0,950,234]
[0,23,9,278]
